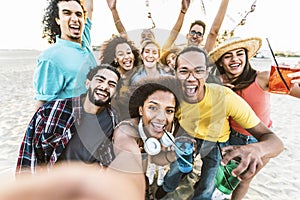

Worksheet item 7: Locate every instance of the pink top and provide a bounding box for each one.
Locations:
[230,77,272,136]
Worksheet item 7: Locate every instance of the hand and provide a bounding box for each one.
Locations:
[181,0,191,13]
[220,144,264,181]
[288,71,300,84]
[106,0,116,10]
[0,163,144,200]
[220,75,235,89]
[288,71,300,98]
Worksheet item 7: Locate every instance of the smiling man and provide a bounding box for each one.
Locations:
[16,64,120,174]
[155,46,284,199]
[33,0,97,111]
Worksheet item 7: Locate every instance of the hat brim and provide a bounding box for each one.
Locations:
[209,37,262,63]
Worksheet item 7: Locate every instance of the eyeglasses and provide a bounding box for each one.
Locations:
[177,68,207,79]
[189,30,203,37]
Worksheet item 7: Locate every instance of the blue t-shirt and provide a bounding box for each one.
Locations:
[34,18,97,101]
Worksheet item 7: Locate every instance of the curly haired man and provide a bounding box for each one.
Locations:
[34,0,97,110]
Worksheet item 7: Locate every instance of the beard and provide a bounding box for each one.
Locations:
[87,88,111,107]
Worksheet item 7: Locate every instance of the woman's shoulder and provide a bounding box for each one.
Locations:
[256,71,270,90]
[115,118,138,131]
[114,119,139,140]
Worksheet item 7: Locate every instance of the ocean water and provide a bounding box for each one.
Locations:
[251,57,300,71]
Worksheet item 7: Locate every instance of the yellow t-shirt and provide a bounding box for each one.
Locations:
[176,84,260,142]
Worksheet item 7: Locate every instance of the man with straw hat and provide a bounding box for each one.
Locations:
[208,36,299,199]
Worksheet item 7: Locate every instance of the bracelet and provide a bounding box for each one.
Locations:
[181,10,186,14]
[165,151,172,163]
[114,19,121,25]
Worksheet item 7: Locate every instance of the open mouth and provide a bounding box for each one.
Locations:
[69,24,80,35]
[185,85,198,97]
[145,59,155,63]
[95,89,109,99]
[122,60,133,69]
[151,122,165,133]
[229,63,241,70]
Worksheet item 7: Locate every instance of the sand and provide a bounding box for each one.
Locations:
[0,49,299,199]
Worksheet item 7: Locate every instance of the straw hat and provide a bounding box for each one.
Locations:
[209,37,262,63]
[160,48,180,65]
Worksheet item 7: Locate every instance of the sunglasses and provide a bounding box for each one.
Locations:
[189,30,203,37]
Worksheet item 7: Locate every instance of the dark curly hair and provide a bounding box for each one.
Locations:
[42,0,86,44]
[112,76,182,121]
[99,35,141,68]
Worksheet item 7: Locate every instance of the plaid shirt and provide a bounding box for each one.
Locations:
[16,95,117,174]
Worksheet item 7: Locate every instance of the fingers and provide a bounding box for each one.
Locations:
[220,145,264,181]
[219,145,239,165]
[287,71,300,78]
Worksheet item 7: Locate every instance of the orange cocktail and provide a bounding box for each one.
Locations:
[268,65,300,94]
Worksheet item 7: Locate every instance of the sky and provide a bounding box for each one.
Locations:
[1,0,299,52]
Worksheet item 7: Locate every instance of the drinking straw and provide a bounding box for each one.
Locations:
[266,38,290,91]
[163,130,193,167]
[217,142,235,190]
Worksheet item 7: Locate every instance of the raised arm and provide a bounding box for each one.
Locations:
[204,0,229,53]
[111,123,144,173]
[106,0,128,39]
[85,0,93,20]
[162,0,190,52]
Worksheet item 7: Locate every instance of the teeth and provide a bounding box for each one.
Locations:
[124,61,131,67]
[230,63,240,68]
[96,90,108,97]
[70,25,79,29]
[186,86,196,89]
[152,122,164,129]
[185,85,197,96]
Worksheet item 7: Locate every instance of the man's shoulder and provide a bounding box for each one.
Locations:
[206,83,225,90]
[40,97,77,113]
[39,43,68,59]
[205,84,237,100]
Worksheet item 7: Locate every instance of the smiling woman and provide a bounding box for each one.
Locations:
[112,76,181,199]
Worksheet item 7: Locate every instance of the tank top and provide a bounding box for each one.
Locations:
[230,78,272,136]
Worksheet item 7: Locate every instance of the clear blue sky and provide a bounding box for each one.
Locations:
[1,0,299,52]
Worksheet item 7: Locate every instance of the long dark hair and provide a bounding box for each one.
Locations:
[42,0,86,44]
[216,49,257,92]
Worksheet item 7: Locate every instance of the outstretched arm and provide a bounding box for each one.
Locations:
[162,0,190,52]
[2,163,145,200]
[220,122,284,181]
[85,0,93,20]
[106,0,128,39]
[204,0,229,53]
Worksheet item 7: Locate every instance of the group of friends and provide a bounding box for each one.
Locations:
[2,0,300,200]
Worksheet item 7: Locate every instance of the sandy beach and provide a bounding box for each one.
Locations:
[0,49,299,199]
